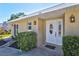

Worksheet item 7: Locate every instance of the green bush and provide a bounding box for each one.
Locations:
[63,36,79,56]
[0,35,3,40]
[14,31,37,51]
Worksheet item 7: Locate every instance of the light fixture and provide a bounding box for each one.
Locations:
[34,21,36,25]
[70,15,75,23]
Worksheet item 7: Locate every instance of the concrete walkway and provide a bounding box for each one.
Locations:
[0,46,21,56]
[20,48,60,56]
[0,46,62,56]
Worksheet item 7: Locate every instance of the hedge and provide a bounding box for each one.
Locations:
[63,36,79,56]
[14,31,37,51]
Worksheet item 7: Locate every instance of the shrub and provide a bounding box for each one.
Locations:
[63,36,79,56]
[14,31,37,51]
[0,35,3,40]
[11,36,15,40]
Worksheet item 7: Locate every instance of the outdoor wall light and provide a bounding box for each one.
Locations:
[70,15,75,23]
[34,21,36,25]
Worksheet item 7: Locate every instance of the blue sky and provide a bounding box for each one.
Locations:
[0,3,59,23]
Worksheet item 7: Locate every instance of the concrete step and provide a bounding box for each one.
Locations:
[41,45,64,56]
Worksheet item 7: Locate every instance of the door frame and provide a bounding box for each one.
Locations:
[46,19,63,45]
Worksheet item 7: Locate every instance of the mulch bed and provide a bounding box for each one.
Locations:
[0,40,7,46]
[9,42,20,49]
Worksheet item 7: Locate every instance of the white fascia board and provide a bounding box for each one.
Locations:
[8,13,38,23]
[39,3,78,14]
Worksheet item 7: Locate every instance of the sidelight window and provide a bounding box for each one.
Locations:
[58,22,61,36]
[28,22,32,31]
[49,24,53,34]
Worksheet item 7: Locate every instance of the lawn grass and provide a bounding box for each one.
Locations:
[0,34,12,40]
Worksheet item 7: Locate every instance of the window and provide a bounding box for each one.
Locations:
[28,26,32,30]
[14,24,16,36]
[14,24,19,36]
[58,22,61,36]
[49,24,53,34]
[28,22,32,30]
[50,24,53,29]
[16,24,18,34]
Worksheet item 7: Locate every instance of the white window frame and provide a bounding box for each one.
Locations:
[28,22,32,31]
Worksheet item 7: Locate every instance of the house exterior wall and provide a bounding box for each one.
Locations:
[9,17,38,35]
[9,19,28,35]
[37,5,79,46]
[37,18,46,47]
[9,17,46,47]
[64,5,79,36]
[9,17,44,47]
[34,5,79,47]
[37,17,63,47]
[8,5,79,48]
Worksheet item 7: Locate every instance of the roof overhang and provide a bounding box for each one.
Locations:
[38,8,65,19]
[8,3,79,23]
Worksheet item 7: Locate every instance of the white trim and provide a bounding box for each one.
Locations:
[38,3,78,14]
[27,22,32,31]
[28,30,33,31]
[46,19,63,45]
[8,3,78,23]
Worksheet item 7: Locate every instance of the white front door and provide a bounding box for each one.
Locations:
[46,19,63,45]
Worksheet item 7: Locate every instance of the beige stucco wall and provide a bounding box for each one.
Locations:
[37,17,63,47]
[9,16,44,47]
[37,18,46,47]
[8,5,79,48]
[9,19,28,36]
[9,17,38,35]
[36,5,79,47]
[64,5,79,36]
